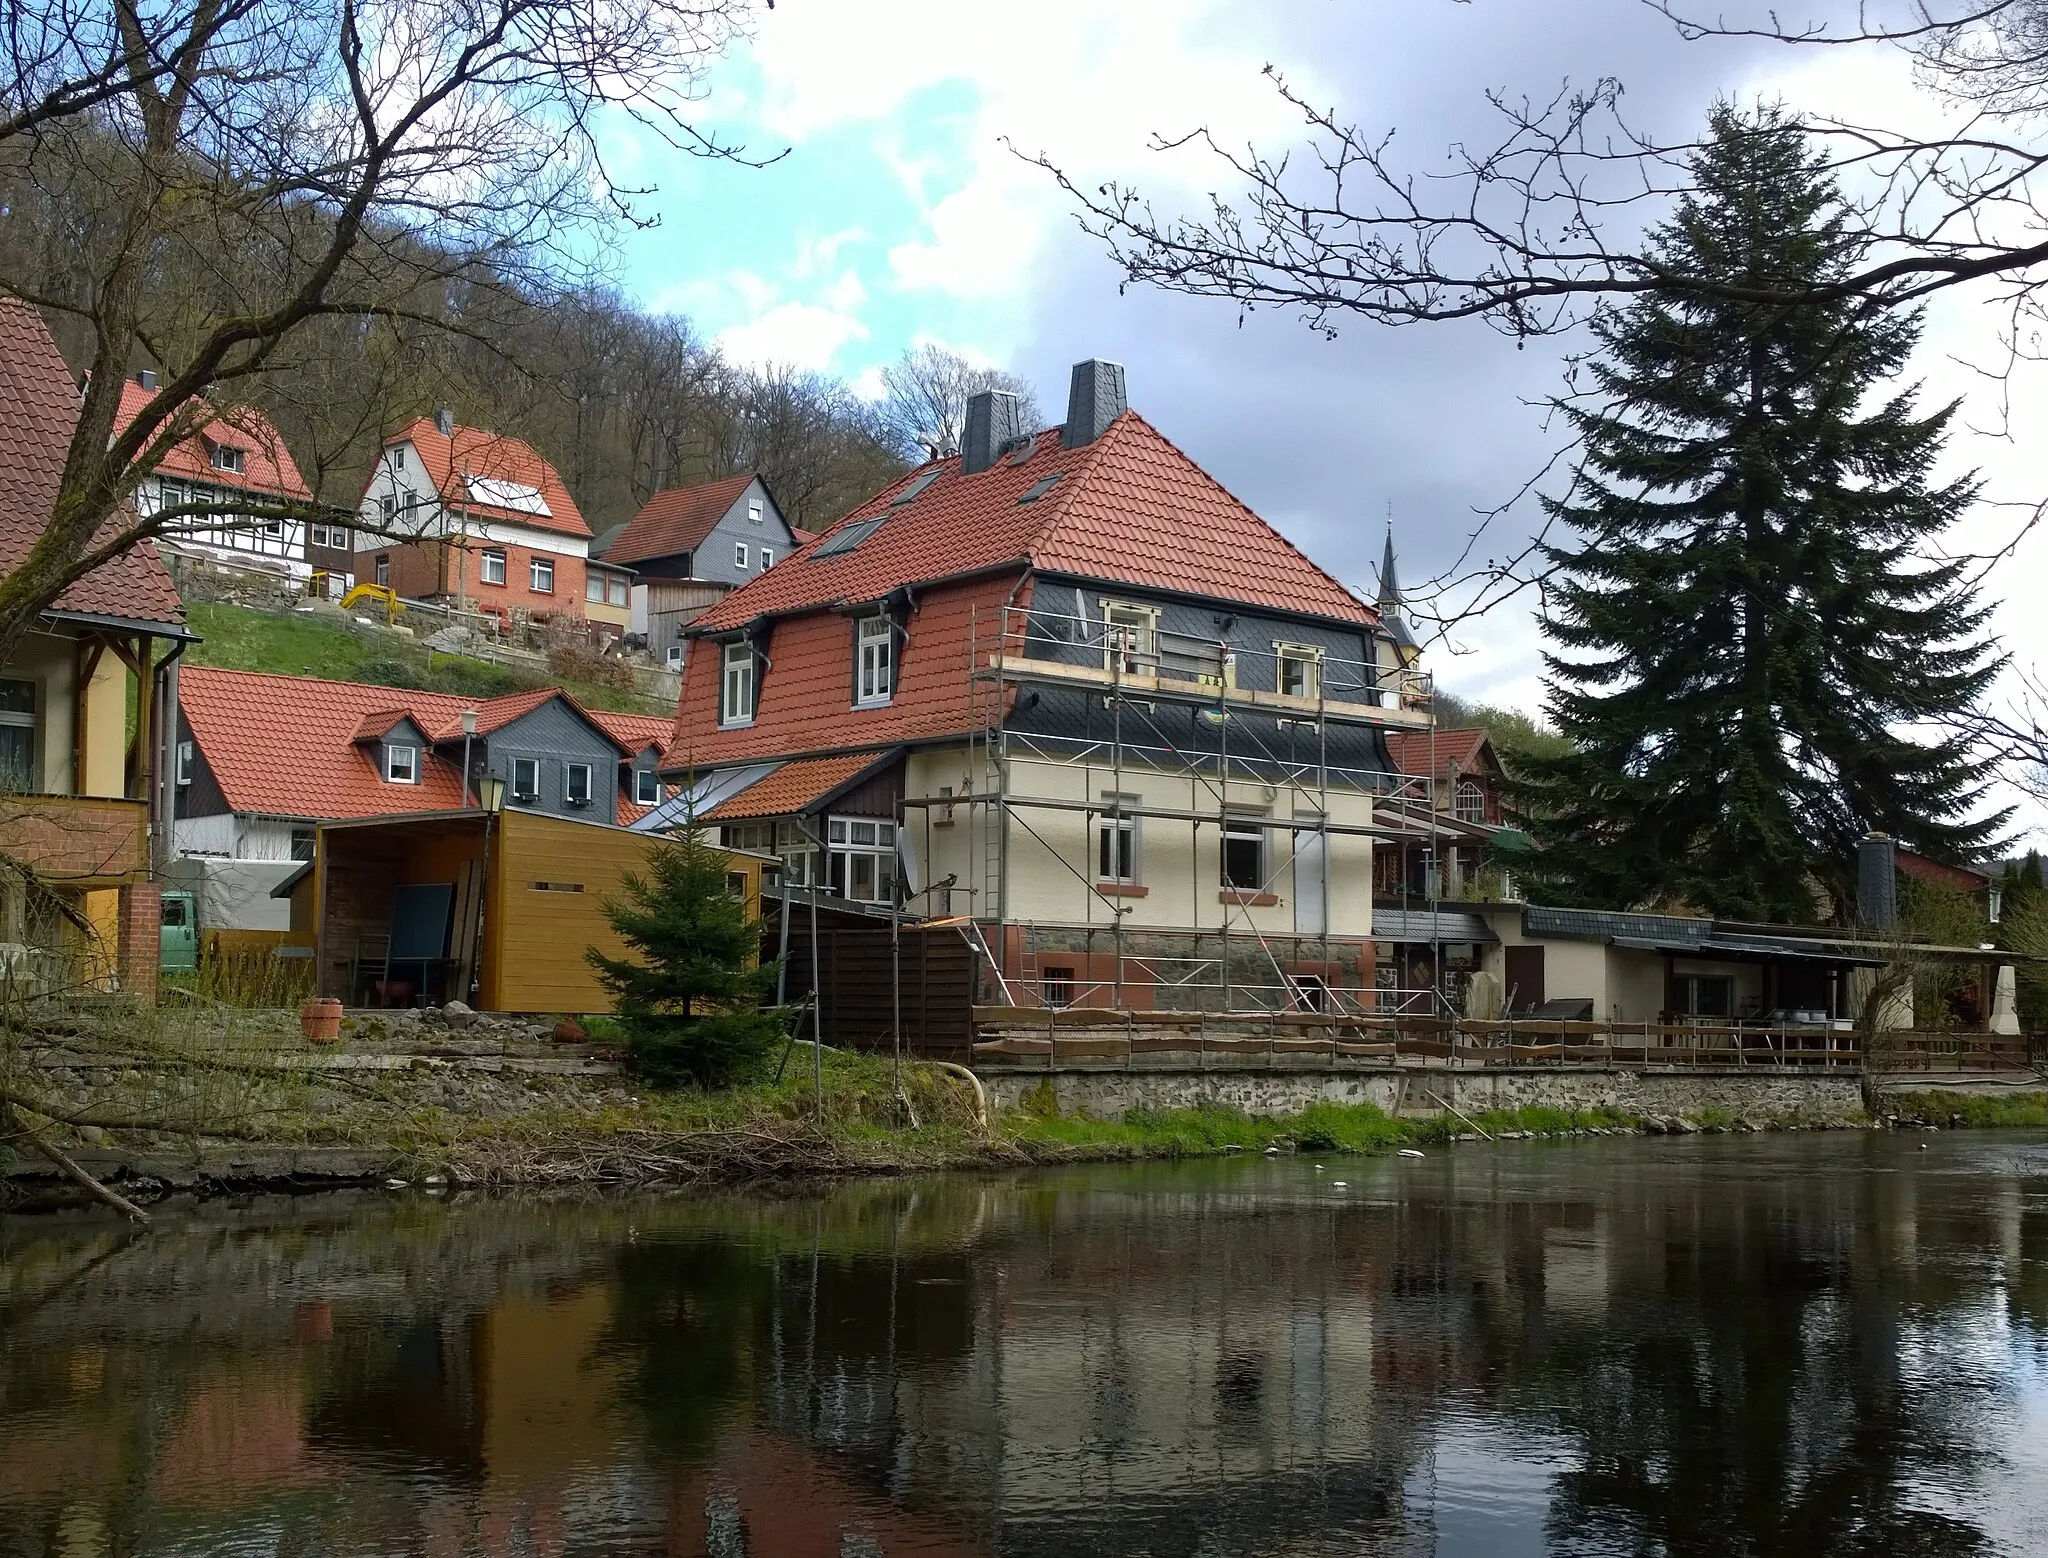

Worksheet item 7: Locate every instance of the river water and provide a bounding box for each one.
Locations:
[4,1132,2048,1556]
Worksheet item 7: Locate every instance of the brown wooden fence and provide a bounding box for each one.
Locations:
[783,921,977,1058]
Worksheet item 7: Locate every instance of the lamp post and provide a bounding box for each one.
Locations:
[471,774,506,1002]
[459,709,479,807]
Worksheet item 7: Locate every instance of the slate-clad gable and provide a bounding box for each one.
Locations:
[488,698,628,819]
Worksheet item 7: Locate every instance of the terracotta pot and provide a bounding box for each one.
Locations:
[300,998,343,1045]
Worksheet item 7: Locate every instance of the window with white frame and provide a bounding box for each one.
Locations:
[722,822,773,853]
[0,679,35,791]
[635,768,661,805]
[1222,814,1266,891]
[608,575,628,606]
[735,542,749,569]
[1102,601,1159,677]
[480,549,506,585]
[586,572,605,603]
[529,556,554,592]
[760,548,773,569]
[827,817,896,903]
[1276,643,1322,700]
[511,756,540,799]
[748,499,763,524]
[1455,778,1486,824]
[1097,796,1138,884]
[565,762,593,807]
[290,827,316,862]
[856,615,893,706]
[378,494,397,525]
[176,740,194,787]
[773,821,819,886]
[310,522,349,550]
[384,743,418,784]
[375,555,390,587]
[720,642,755,727]
[212,445,245,474]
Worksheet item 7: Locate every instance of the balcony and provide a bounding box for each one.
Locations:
[0,794,149,887]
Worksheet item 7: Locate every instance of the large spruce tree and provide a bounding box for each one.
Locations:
[1519,104,2003,922]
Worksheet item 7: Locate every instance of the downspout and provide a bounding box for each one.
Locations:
[153,639,189,875]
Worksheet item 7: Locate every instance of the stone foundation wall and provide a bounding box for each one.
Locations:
[976,1063,1867,1124]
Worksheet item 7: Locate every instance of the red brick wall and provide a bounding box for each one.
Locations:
[356,537,586,621]
[116,880,159,1004]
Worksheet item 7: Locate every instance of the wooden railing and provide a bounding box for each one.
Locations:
[0,794,149,886]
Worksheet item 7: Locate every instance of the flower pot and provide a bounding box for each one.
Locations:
[300,998,343,1045]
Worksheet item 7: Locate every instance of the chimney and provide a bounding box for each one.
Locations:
[1857,832,1897,930]
[961,389,1021,475]
[434,406,455,438]
[1063,359,1127,448]
[135,369,158,392]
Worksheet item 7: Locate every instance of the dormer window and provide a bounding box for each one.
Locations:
[1455,778,1486,824]
[384,743,418,784]
[748,500,764,524]
[856,614,893,706]
[720,642,756,727]
[1276,643,1322,700]
[636,768,661,805]
[212,445,245,475]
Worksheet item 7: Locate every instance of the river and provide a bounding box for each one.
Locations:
[4,1132,2048,1556]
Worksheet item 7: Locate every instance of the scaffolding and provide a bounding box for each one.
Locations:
[898,600,1452,1020]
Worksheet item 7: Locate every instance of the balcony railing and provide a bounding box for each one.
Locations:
[0,794,149,886]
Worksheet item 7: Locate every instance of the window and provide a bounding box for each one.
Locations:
[480,549,506,586]
[666,644,684,670]
[774,821,819,886]
[720,642,755,727]
[856,615,893,706]
[827,816,897,904]
[726,871,749,899]
[161,896,188,929]
[1276,644,1321,700]
[310,522,349,550]
[212,444,245,474]
[748,500,763,524]
[0,679,34,791]
[760,549,773,569]
[290,827,316,863]
[1097,796,1137,883]
[1990,887,2005,926]
[1676,974,1735,1020]
[565,762,593,807]
[511,757,540,799]
[1017,474,1062,504]
[812,516,884,557]
[608,575,627,606]
[1103,602,1158,677]
[1223,816,1265,891]
[261,518,285,538]
[384,743,418,784]
[1455,779,1486,824]
[529,556,554,592]
[635,768,661,805]
[176,740,194,787]
[1042,968,1076,1009]
[586,572,605,603]
[378,495,397,525]
[735,542,749,569]
[375,555,390,587]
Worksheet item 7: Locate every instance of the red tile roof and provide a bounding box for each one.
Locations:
[589,710,672,757]
[179,668,649,822]
[1384,728,1496,778]
[691,412,1377,635]
[702,752,885,822]
[607,473,755,566]
[0,299,185,630]
[113,380,312,501]
[384,417,590,539]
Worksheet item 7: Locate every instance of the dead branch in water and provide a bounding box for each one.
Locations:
[2,1100,150,1223]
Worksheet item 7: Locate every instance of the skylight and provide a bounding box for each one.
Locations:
[1017,475,1063,504]
[889,469,943,507]
[811,516,885,558]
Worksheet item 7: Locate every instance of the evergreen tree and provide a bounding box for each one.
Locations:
[1518,103,2004,921]
[588,827,784,1087]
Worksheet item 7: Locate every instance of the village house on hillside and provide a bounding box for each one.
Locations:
[0,301,191,1001]
[591,473,798,667]
[640,359,1437,1028]
[354,411,593,627]
[169,668,670,935]
[113,371,325,585]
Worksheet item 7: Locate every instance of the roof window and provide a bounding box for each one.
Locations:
[811,516,885,559]
[1017,474,1063,504]
[889,469,943,507]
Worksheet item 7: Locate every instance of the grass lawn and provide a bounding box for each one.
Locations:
[183,602,670,715]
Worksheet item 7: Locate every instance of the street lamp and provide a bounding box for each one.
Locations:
[478,771,504,813]
[471,772,507,1003]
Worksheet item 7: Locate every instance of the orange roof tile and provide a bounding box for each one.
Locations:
[1384,728,1496,779]
[113,380,312,502]
[0,299,185,630]
[607,473,755,566]
[702,753,887,821]
[589,710,671,756]
[384,417,589,539]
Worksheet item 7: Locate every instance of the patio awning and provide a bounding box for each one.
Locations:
[1609,934,1886,968]
[1373,907,1499,944]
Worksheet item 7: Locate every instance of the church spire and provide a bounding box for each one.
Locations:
[1377,521,1420,661]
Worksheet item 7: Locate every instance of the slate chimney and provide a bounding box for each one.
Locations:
[434,406,455,438]
[134,369,158,391]
[1856,832,1898,930]
[961,389,1021,475]
[1063,359,1128,448]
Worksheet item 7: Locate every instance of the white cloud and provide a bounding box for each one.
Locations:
[716,299,870,370]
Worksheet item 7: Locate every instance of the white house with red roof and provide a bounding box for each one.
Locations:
[354,410,592,623]
[114,371,321,581]
[639,360,1438,1023]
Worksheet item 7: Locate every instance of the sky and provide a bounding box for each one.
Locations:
[603,0,2048,842]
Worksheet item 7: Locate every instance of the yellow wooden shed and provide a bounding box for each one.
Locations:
[312,808,768,1014]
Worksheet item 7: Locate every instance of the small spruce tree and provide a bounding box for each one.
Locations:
[588,827,783,1087]
[1518,103,2005,920]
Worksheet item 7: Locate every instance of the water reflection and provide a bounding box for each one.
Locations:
[4,1135,2048,1556]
